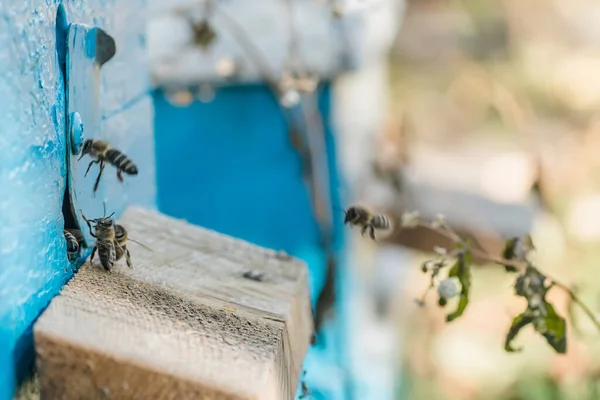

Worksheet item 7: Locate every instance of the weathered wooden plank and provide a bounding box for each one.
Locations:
[34,206,313,400]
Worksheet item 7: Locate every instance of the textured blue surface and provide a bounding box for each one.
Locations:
[0,3,70,396]
[154,84,349,398]
[0,1,154,398]
[156,87,316,255]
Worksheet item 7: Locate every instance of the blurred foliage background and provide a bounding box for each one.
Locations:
[364,0,600,398]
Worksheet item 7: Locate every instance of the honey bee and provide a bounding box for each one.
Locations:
[81,209,117,272]
[78,139,138,194]
[63,228,84,263]
[343,205,392,240]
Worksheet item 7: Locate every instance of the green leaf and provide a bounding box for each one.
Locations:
[502,238,517,259]
[537,303,567,354]
[446,251,472,322]
[448,295,469,322]
[504,264,519,273]
[514,266,548,298]
[501,238,519,272]
[505,310,535,352]
[438,296,447,307]
[501,236,535,273]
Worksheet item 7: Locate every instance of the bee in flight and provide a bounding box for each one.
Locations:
[81,209,117,272]
[78,139,138,194]
[342,205,392,240]
[63,228,84,263]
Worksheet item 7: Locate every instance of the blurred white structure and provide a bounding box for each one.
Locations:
[147,0,372,87]
[146,1,407,399]
[332,1,407,399]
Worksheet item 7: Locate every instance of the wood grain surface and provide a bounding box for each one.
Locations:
[34,206,313,400]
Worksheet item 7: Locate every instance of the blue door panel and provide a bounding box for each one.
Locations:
[155,86,323,256]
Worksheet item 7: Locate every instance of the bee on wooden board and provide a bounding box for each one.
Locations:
[342,205,393,240]
[81,208,117,272]
[78,139,138,194]
[63,228,84,263]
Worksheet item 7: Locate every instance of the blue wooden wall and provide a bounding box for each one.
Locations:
[0,1,154,398]
[1,4,70,396]
[154,84,350,399]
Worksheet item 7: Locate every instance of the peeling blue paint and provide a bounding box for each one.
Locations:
[0,3,70,395]
[0,1,154,397]
[55,3,68,77]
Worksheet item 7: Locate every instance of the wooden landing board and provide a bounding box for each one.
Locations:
[34,207,313,400]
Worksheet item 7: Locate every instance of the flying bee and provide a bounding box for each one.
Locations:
[78,139,138,194]
[63,228,84,263]
[342,205,392,240]
[81,209,117,272]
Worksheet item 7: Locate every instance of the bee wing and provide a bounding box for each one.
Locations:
[108,242,116,264]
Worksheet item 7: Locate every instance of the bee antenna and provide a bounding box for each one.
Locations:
[107,212,115,219]
[103,202,107,217]
[128,237,153,252]
[332,206,347,216]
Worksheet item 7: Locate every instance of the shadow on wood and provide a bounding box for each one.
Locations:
[34,207,313,400]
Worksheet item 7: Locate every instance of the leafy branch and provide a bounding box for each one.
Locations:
[400,211,600,354]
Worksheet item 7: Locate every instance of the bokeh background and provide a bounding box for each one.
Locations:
[357,0,600,398]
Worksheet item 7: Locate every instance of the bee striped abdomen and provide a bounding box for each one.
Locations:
[372,214,391,230]
[64,230,79,261]
[105,149,138,175]
[97,240,116,271]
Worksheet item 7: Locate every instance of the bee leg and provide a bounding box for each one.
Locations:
[360,224,369,237]
[116,170,124,183]
[93,161,105,194]
[90,245,97,266]
[84,159,98,177]
[81,213,97,239]
[369,225,376,241]
[102,260,112,272]
[125,248,133,268]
